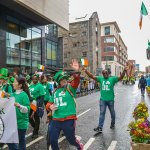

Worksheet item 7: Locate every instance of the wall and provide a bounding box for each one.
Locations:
[15,0,69,30]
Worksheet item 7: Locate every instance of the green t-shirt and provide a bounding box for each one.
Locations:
[14,91,30,129]
[42,83,51,101]
[96,76,119,101]
[29,83,45,100]
[49,85,77,119]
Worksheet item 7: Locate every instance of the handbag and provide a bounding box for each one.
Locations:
[37,107,44,118]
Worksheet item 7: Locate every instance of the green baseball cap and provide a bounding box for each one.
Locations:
[54,71,69,84]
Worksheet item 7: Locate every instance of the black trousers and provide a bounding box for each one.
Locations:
[29,110,40,135]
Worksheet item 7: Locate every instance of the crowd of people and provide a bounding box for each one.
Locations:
[0,59,129,150]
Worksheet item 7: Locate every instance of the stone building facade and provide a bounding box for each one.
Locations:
[59,12,101,74]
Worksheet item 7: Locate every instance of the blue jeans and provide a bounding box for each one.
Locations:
[8,129,26,150]
[99,100,115,128]
[48,120,82,150]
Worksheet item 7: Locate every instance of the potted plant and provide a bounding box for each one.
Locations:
[128,102,150,150]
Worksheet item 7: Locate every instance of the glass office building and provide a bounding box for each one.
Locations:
[0,4,63,74]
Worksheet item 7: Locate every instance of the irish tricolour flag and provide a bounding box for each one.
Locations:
[139,2,148,29]
[38,64,45,71]
[80,58,89,66]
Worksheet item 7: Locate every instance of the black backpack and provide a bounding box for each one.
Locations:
[140,78,146,86]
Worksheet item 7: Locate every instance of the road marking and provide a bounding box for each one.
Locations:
[83,137,95,150]
[26,136,44,148]
[3,133,32,149]
[25,132,32,138]
[77,109,91,118]
[107,141,117,150]
[49,135,81,150]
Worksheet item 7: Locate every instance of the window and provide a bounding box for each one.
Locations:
[82,42,87,47]
[104,37,115,43]
[73,43,77,47]
[104,26,110,35]
[6,16,42,74]
[64,53,67,58]
[46,40,57,66]
[81,31,87,36]
[104,46,114,52]
[71,25,77,29]
[82,52,87,57]
[104,56,114,61]
[80,23,87,28]
[45,24,57,36]
[73,42,80,47]
[71,33,78,38]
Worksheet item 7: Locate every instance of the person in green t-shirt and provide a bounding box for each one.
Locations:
[46,59,83,150]
[7,77,30,150]
[83,66,128,133]
[40,75,51,113]
[0,68,13,97]
[29,74,45,138]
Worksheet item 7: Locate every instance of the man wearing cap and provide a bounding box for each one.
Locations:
[0,68,13,97]
[46,59,83,150]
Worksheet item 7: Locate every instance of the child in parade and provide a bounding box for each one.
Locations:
[46,59,83,150]
[7,77,30,150]
[29,74,45,138]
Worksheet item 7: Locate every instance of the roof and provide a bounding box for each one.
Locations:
[69,12,97,23]
[101,21,121,33]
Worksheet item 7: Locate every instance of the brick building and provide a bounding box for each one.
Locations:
[59,12,101,74]
[101,22,128,76]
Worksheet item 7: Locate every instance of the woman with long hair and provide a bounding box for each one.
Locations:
[8,77,30,150]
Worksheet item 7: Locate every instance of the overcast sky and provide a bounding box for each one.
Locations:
[69,0,150,71]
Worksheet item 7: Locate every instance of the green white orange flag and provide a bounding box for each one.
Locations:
[80,58,89,66]
[38,64,45,71]
[139,2,148,29]
[147,40,150,50]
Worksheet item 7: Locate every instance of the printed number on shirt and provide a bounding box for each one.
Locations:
[54,92,67,107]
[102,81,110,91]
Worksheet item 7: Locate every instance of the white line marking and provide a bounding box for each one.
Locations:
[26,136,44,148]
[107,141,117,150]
[77,109,91,118]
[25,133,32,138]
[83,137,95,150]
[3,133,32,149]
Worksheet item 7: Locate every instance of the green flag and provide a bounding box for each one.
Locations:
[148,40,150,50]
[141,2,148,16]
[139,2,148,29]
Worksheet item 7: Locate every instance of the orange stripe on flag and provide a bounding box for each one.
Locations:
[84,59,89,66]
[139,17,142,29]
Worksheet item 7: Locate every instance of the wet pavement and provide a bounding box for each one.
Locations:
[4,81,150,150]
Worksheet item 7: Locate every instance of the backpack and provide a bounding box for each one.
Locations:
[140,78,146,86]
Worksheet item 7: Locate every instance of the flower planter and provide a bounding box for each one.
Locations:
[131,142,150,150]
